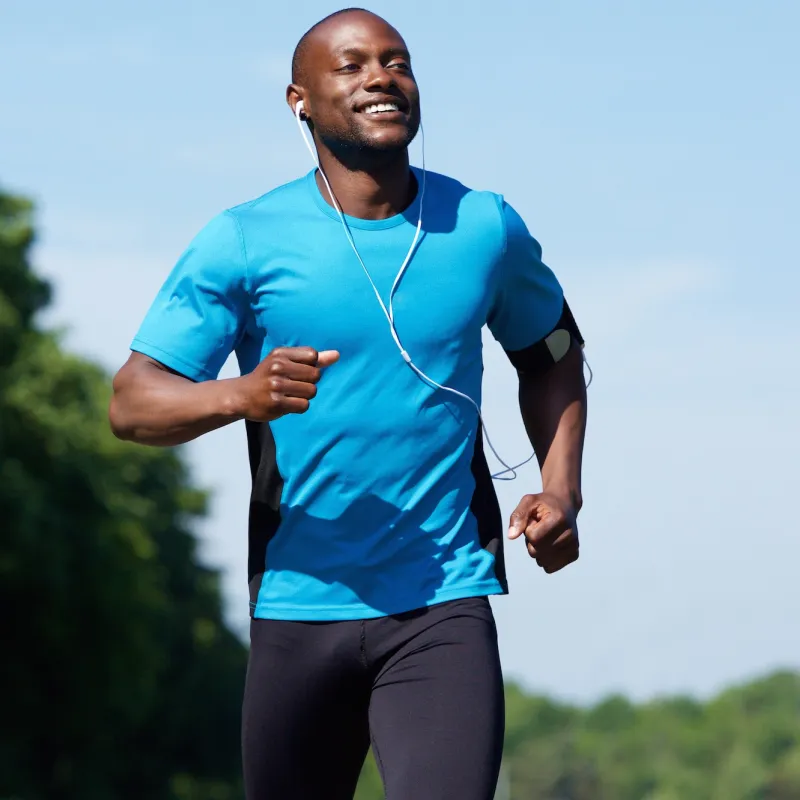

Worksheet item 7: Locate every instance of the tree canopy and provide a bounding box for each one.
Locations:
[1,188,247,798]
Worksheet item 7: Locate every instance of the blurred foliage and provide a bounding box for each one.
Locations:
[2,186,799,799]
[0,189,247,798]
[354,672,800,799]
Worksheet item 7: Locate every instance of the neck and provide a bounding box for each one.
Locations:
[314,147,414,221]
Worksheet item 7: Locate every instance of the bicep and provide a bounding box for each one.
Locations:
[487,200,564,345]
[488,199,583,376]
[131,211,249,382]
[113,351,195,395]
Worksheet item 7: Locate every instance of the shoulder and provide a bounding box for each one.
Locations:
[421,169,507,242]
[223,172,313,230]
[423,168,503,209]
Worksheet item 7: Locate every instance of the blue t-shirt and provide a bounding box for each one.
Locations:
[132,168,565,621]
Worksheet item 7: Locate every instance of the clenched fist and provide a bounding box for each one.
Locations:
[508,492,579,574]
[235,346,339,422]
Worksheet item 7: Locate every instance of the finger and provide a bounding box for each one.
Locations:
[508,495,535,539]
[272,378,318,401]
[541,549,579,574]
[525,510,567,547]
[552,527,578,549]
[529,535,577,563]
[272,394,311,415]
[278,346,320,366]
[316,350,340,368]
[280,360,323,384]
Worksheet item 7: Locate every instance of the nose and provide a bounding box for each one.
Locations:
[362,60,397,92]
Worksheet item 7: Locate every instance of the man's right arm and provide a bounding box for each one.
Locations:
[109,347,339,447]
[109,352,244,446]
[108,211,334,447]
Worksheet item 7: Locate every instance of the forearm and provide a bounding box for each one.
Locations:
[518,343,587,511]
[109,358,243,447]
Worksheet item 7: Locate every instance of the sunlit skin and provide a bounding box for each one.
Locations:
[287,10,421,220]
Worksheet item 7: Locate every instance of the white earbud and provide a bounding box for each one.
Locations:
[295,100,305,120]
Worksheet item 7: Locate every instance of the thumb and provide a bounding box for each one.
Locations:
[508,502,531,540]
[316,350,340,368]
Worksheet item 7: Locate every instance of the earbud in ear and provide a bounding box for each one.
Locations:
[295,100,306,120]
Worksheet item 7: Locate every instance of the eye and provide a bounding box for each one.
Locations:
[389,61,411,71]
[337,63,360,73]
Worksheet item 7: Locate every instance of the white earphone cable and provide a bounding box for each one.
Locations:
[294,104,571,480]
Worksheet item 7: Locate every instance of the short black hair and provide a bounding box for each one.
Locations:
[291,7,376,84]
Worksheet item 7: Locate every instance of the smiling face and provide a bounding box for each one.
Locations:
[288,10,421,155]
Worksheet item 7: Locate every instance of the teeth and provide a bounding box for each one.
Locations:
[365,103,400,114]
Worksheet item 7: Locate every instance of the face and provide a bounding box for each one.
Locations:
[289,12,421,154]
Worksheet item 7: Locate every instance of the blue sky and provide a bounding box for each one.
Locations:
[2,0,798,702]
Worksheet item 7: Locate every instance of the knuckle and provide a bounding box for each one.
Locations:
[267,376,284,392]
[268,359,285,376]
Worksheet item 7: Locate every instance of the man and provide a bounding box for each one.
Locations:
[109,7,587,799]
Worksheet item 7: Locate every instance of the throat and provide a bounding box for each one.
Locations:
[315,155,417,221]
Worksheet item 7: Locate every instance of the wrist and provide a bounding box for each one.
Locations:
[217,377,248,421]
[542,480,583,515]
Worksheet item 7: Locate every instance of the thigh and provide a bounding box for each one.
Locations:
[368,597,505,800]
[242,617,371,800]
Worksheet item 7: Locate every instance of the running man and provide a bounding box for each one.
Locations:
[110,8,588,799]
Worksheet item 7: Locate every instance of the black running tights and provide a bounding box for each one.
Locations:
[242,596,504,799]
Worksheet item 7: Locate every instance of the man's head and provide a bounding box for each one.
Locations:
[287,9,421,157]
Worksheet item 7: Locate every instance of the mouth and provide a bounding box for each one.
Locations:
[363,102,402,115]
[356,97,409,120]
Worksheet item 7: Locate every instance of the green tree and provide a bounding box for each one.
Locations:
[767,746,800,799]
[0,188,247,799]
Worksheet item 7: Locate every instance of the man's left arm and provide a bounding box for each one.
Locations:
[486,196,587,573]
[508,342,587,573]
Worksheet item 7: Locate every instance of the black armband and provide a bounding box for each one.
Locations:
[504,298,584,376]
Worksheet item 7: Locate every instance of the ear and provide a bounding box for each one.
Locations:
[286,84,307,120]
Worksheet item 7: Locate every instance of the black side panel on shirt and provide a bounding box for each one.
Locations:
[245,421,507,609]
[470,427,508,593]
[245,420,283,611]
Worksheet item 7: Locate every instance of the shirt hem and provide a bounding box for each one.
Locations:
[252,579,507,622]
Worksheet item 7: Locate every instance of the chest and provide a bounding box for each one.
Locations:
[248,223,500,355]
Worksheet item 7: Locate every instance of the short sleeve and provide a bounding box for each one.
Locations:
[487,198,565,353]
[131,210,250,382]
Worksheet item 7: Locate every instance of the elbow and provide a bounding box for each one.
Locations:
[108,394,133,441]
[520,341,585,393]
[108,372,135,441]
